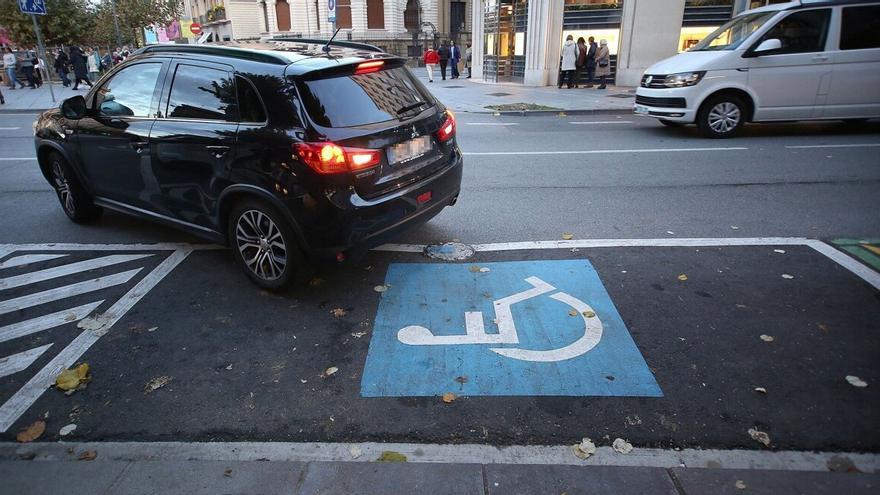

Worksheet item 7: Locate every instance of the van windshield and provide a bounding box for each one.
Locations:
[691,12,776,51]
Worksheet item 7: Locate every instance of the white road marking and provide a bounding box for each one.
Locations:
[569,121,634,124]
[464,123,519,126]
[0,344,52,379]
[0,301,104,344]
[0,254,67,269]
[464,147,748,156]
[0,127,22,131]
[0,243,222,251]
[805,240,880,290]
[0,248,192,432]
[786,143,880,149]
[0,158,37,161]
[0,254,152,290]
[0,268,141,316]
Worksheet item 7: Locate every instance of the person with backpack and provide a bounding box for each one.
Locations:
[423,46,440,83]
[437,41,450,81]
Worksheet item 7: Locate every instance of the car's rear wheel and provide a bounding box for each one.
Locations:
[47,151,102,223]
[659,119,685,128]
[228,199,306,291]
[698,95,746,138]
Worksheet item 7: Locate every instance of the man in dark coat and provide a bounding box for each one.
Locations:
[437,41,449,81]
[69,46,93,90]
[54,49,70,87]
[585,37,598,88]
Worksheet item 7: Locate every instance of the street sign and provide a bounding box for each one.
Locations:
[328,0,336,23]
[18,0,46,15]
[190,23,202,35]
[361,260,663,397]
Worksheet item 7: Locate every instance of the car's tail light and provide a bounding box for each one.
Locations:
[437,110,456,143]
[355,60,384,75]
[293,142,381,174]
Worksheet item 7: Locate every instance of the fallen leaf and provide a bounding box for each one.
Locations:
[759,334,774,342]
[754,387,767,394]
[845,375,868,388]
[330,308,347,318]
[773,249,786,254]
[612,438,633,454]
[322,366,338,378]
[479,267,490,273]
[78,450,97,461]
[146,327,158,332]
[16,420,46,443]
[55,363,90,392]
[143,376,172,394]
[351,331,368,338]
[817,323,829,334]
[666,231,675,235]
[568,310,578,317]
[442,392,457,403]
[59,424,77,436]
[308,277,324,287]
[571,248,580,253]
[572,438,596,460]
[349,445,362,459]
[735,480,747,490]
[64,314,77,322]
[225,364,233,370]
[377,451,407,463]
[468,265,481,273]
[748,428,771,447]
[223,468,233,477]
[300,379,308,384]
[562,233,573,240]
[582,310,596,318]
[677,274,688,281]
[730,226,739,230]
[373,285,388,293]
[781,274,794,279]
[735,304,748,309]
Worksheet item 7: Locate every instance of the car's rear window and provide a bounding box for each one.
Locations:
[296,67,432,128]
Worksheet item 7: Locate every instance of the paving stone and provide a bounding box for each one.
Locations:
[299,461,484,495]
[485,464,677,495]
[108,460,304,495]
[671,467,880,495]
[0,460,129,494]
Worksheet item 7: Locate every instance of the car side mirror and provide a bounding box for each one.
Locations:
[61,95,86,120]
[753,38,782,55]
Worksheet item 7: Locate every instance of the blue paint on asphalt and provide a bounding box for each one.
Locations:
[361,260,662,397]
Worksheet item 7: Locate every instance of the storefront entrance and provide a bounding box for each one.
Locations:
[482,0,528,83]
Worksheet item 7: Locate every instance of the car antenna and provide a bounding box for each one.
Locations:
[323,27,342,54]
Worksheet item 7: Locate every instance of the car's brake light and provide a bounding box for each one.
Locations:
[355,60,384,75]
[437,110,456,143]
[293,143,382,174]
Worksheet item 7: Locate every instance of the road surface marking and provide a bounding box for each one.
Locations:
[785,143,880,149]
[0,301,104,344]
[464,123,519,126]
[805,240,880,290]
[464,147,748,155]
[0,254,67,269]
[0,344,52,379]
[0,254,152,290]
[0,158,37,161]
[0,243,222,252]
[0,127,21,131]
[569,121,634,124]
[0,268,141,316]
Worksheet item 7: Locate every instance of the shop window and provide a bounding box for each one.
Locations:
[337,0,352,29]
[367,0,384,29]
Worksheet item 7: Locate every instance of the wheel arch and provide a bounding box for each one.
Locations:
[36,142,78,184]
[698,88,756,122]
[217,185,309,252]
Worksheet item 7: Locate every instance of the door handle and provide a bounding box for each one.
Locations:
[812,55,829,62]
[206,145,230,157]
[130,141,148,153]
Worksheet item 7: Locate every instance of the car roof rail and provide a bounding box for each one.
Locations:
[133,44,290,65]
[265,36,385,53]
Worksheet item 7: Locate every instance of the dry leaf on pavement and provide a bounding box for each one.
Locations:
[845,375,868,388]
[59,424,77,436]
[677,274,688,281]
[373,285,388,293]
[735,480,747,490]
[143,376,172,395]
[747,428,771,447]
[223,468,232,477]
[442,392,457,403]
[322,366,338,378]
[468,265,481,273]
[754,387,768,394]
[562,233,574,240]
[612,438,633,454]
[16,420,46,443]
[773,249,786,254]
[330,308,347,318]
[377,451,407,462]
[308,277,324,287]
[781,274,794,279]
[55,363,90,391]
[78,450,97,461]
[572,438,596,460]
[759,334,774,342]
[479,267,490,273]
[582,310,596,318]
[349,445,362,459]
[568,310,578,317]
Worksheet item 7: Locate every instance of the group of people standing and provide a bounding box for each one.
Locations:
[559,35,610,90]
[423,40,472,83]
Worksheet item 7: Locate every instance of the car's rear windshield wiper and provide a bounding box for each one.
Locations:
[396,101,428,116]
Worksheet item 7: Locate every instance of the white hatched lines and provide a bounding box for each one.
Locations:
[0,246,194,432]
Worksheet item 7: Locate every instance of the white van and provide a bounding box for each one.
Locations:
[634,0,880,138]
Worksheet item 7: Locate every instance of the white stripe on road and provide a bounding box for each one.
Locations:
[0,268,141,316]
[0,127,22,131]
[464,123,519,126]
[0,301,104,344]
[569,121,634,124]
[0,254,152,290]
[0,254,67,269]
[0,344,52,379]
[0,158,37,161]
[785,143,880,149]
[805,239,880,290]
[0,243,223,251]
[375,237,812,253]
[463,147,747,156]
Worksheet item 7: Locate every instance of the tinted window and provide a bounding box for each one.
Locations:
[236,76,267,123]
[757,9,831,54]
[297,67,432,128]
[167,64,237,121]
[96,63,162,117]
[841,5,880,50]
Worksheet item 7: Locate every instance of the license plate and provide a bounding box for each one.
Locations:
[388,135,432,164]
[634,105,649,115]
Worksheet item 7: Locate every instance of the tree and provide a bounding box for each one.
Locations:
[90,0,182,48]
[0,0,95,46]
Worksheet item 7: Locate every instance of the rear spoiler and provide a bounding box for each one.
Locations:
[263,36,384,53]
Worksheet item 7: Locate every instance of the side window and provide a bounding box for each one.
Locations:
[236,76,267,123]
[166,64,237,121]
[841,5,880,50]
[758,8,831,54]
[95,63,162,117]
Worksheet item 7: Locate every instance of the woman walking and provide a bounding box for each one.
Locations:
[594,39,611,90]
[69,46,93,90]
[423,46,439,83]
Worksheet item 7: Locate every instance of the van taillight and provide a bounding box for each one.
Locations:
[437,110,456,143]
[294,143,382,174]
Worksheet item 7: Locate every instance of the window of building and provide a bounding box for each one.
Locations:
[404,0,420,31]
[166,65,238,121]
[563,0,621,9]
[336,0,352,29]
[757,8,831,55]
[367,0,384,29]
[840,5,880,50]
[96,63,162,118]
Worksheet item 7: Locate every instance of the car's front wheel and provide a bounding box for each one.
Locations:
[228,199,306,291]
[697,94,746,138]
[47,151,102,223]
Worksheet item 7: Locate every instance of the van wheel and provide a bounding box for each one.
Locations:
[659,119,685,128]
[698,95,745,138]
[228,199,307,291]
[47,151,103,223]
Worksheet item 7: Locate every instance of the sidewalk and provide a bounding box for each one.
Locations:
[0,82,90,114]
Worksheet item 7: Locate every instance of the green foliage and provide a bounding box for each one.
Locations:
[0,0,95,46]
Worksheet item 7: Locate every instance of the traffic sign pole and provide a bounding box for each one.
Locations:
[30,14,55,103]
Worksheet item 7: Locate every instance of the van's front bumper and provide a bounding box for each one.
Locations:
[634,87,698,123]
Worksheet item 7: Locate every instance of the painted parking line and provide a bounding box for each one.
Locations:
[463,147,748,156]
[0,127,22,131]
[785,143,880,149]
[361,259,662,397]
[0,158,37,161]
[569,121,634,124]
[464,123,519,126]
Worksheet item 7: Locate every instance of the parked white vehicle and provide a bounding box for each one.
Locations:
[634,0,880,138]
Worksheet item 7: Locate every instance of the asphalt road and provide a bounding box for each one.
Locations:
[0,111,878,454]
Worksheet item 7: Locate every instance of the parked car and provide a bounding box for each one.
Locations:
[634,0,880,137]
[33,41,463,289]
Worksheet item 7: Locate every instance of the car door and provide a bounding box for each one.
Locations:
[74,60,166,204]
[822,3,880,119]
[148,61,238,231]
[747,8,833,121]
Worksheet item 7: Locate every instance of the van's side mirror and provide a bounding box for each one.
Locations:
[753,38,782,55]
[61,95,86,120]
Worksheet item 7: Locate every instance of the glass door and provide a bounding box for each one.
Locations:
[483,0,528,83]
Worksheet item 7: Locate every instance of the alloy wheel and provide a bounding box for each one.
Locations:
[708,102,741,134]
[235,209,287,281]
[51,160,75,215]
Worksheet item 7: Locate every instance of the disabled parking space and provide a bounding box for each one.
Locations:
[0,242,878,452]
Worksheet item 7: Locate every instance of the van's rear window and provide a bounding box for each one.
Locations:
[296,67,432,128]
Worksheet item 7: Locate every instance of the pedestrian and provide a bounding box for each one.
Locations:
[0,85,5,104]
[20,48,37,89]
[575,37,588,89]
[423,46,439,83]
[558,35,578,89]
[54,49,70,87]
[437,41,449,81]
[33,53,45,87]
[449,40,461,79]
[101,50,112,72]
[465,42,472,78]
[584,36,598,88]
[87,47,100,82]
[3,48,23,89]
[69,46,93,90]
[595,39,611,90]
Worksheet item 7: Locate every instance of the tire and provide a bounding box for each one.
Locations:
[659,119,685,128]
[228,199,307,291]
[697,94,746,138]
[47,151,103,223]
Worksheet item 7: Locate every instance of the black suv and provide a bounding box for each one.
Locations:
[33,40,462,289]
